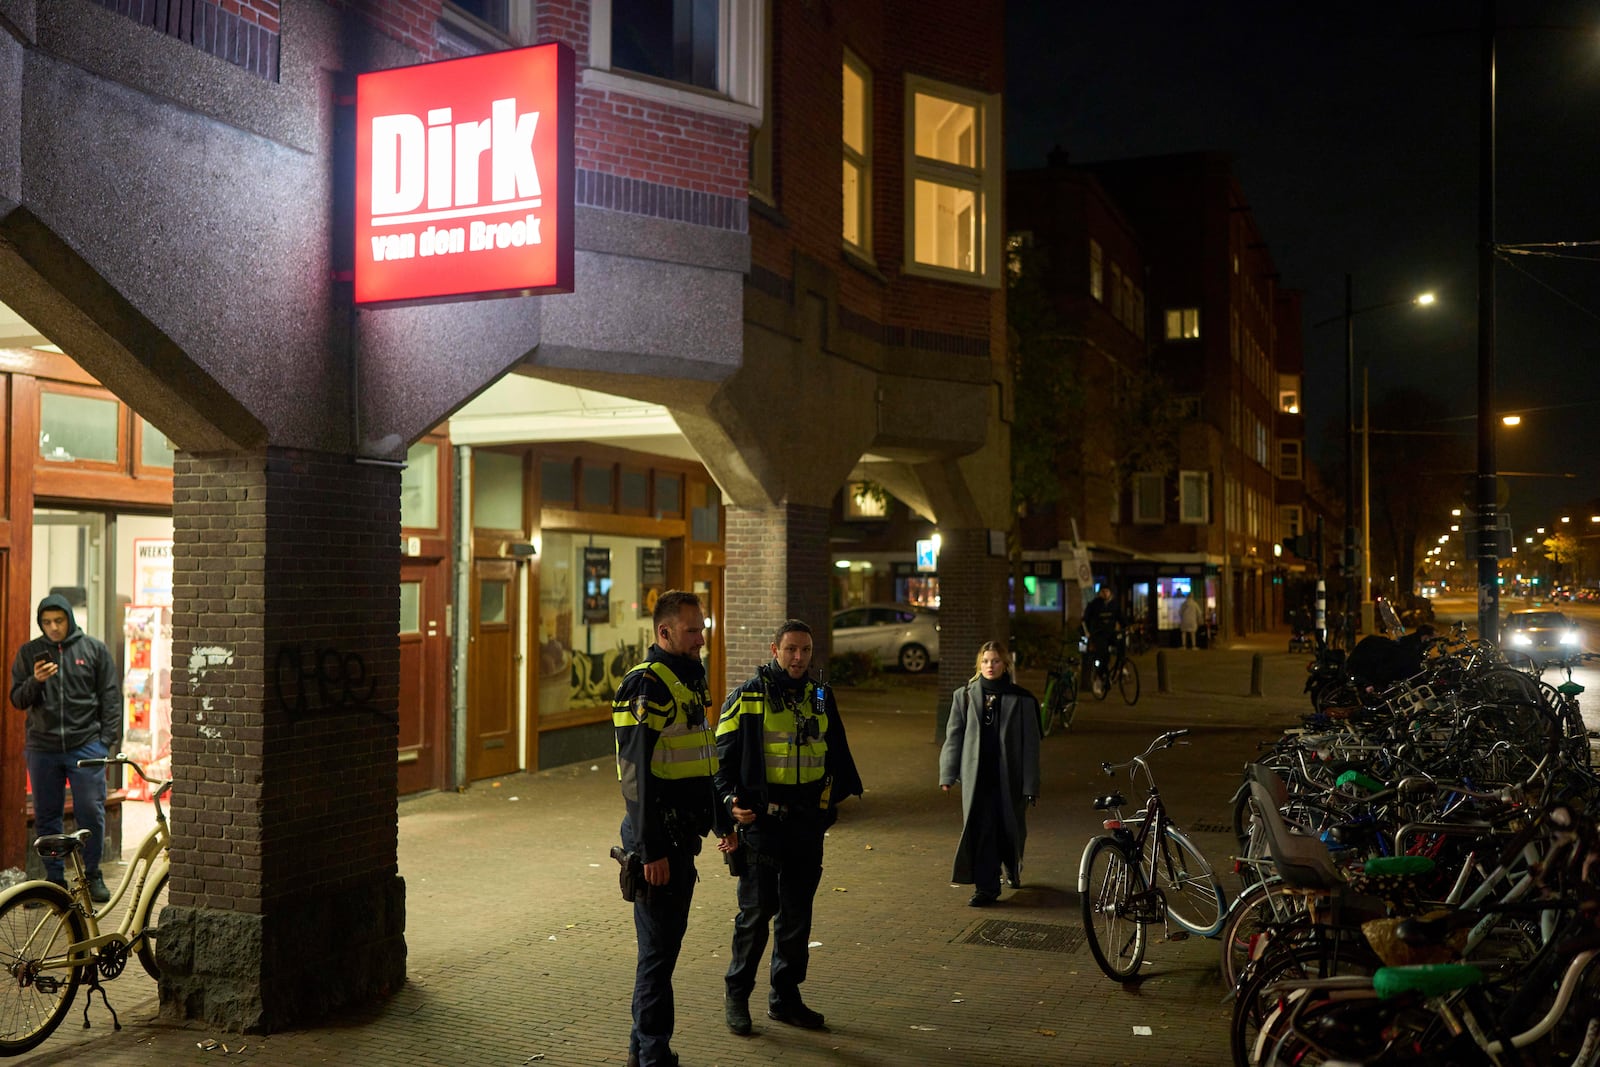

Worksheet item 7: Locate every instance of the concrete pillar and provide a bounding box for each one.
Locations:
[158,448,405,1031]
[724,502,832,688]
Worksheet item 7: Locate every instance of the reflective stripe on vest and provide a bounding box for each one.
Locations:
[613,661,716,780]
[719,683,829,786]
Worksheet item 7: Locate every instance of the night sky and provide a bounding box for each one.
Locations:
[1006,1,1600,531]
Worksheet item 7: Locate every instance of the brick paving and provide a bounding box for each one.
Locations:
[17,641,1313,1066]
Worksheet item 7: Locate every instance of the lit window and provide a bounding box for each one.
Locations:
[1179,470,1210,525]
[40,390,119,465]
[905,75,1000,285]
[1165,307,1200,340]
[1278,505,1302,539]
[842,51,872,252]
[1006,232,1031,280]
[402,441,440,529]
[844,482,890,520]
[1089,239,1103,301]
[1131,473,1163,525]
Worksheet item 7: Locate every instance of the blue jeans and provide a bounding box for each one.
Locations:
[27,739,110,882]
[622,816,696,1067]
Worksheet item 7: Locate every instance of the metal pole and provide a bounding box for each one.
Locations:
[1476,0,1500,644]
[1361,368,1373,632]
[1344,273,1357,648]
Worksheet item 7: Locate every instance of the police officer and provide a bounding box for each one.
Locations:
[715,619,862,1036]
[614,589,731,1067]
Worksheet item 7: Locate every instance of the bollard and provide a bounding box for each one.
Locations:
[1156,650,1170,694]
[1249,652,1264,697]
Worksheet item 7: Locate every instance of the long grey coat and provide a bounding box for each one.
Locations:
[938,677,1041,885]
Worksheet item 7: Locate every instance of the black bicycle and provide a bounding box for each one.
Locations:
[1085,629,1140,705]
[1039,644,1081,736]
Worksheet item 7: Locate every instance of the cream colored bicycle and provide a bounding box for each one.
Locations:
[0,755,171,1055]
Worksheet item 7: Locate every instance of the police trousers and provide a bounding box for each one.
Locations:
[725,813,825,1008]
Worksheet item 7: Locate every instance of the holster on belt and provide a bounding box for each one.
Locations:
[610,845,647,902]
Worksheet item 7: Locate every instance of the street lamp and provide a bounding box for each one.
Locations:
[1338,277,1437,645]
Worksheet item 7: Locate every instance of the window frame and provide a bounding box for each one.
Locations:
[1179,470,1211,525]
[587,0,764,125]
[1088,239,1103,302]
[902,72,1002,289]
[38,382,126,473]
[1277,439,1303,480]
[133,415,175,477]
[1278,504,1303,540]
[1165,307,1200,341]
[1130,472,1164,525]
[841,48,873,256]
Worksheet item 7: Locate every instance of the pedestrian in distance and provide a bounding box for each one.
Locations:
[715,619,863,1037]
[612,589,733,1067]
[8,594,122,903]
[939,640,1040,906]
[1179,590,1202,649]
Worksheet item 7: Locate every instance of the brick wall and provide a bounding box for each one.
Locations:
[723,503,831,691]
[165,448,404,1028]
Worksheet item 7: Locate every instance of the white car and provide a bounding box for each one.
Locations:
[830,604,940,673]
[1504,610,1583,668]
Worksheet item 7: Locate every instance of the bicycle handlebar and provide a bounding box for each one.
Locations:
[1100,729,1192,776]
[77,752,164,786]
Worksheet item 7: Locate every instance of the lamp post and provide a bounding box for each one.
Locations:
[1475,0,1500,643]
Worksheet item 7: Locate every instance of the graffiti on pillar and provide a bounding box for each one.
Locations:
[186,645,234,740]
[273,645,394,720]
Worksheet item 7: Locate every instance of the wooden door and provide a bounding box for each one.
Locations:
[397,559,447,794]
[468,558,520,781]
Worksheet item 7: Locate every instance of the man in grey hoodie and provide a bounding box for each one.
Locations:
[9,594,123,901]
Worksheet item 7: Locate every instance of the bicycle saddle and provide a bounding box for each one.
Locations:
[1093,792,1125,811]
[33,828,92,859]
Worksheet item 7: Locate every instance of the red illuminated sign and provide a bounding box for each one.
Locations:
[355,43,573,307]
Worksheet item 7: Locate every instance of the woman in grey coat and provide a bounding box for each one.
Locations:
[938,640,1040,906]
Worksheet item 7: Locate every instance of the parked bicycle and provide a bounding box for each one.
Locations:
[0,755,172,1055]
[1038,639,1081,737]
[1079,729,1227,981]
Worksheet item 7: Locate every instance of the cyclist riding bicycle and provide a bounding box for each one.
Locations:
[1081,586,1125,676]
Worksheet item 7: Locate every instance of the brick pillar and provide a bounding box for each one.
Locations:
[723,502,831,691]
[158,448,405,1031]
[933,528,1010,740]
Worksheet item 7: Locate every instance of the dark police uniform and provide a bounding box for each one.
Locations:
[714,663,862,1020]
[614,646,725,1067]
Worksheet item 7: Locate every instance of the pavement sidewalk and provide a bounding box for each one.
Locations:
[22,642,1311,1066]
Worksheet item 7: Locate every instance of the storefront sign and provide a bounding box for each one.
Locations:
[915,539,938,573]
[355,43,574,307]
[638,547,666,619]
[582,546,611,624]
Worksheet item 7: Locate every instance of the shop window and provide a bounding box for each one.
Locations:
[619,468,650,514]
[473,450,525,531]
[842,50,872,253]
[402,442,440,530]
[905,75,1001,287]
[581,463,615,510]
[137,417,174,470]
[691,482,721,542]
[541,457,576,506]
[654,472,683,517]
[40,390,120,465]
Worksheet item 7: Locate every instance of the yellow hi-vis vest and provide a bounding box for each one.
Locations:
[718,681,829,786]
[613,661,717,781]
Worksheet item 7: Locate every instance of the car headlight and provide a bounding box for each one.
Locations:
[1511,633,1531,646]
[1560,630,1580,646]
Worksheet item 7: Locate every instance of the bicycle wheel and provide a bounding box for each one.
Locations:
[135,868,170,981]
[1118,659,1140,705]
[1150,826,1225,936]
[1059,674,1079,731]
[0,885,87,1055]
[1040,673,1062,737]
[1091,666,1109,701]
[1218,878,1306,991]
[1080,836,1147,982]
[1230,937,1378,1067]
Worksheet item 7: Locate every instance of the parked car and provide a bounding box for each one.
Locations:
[1503,610,1583,667]
[831,603,940,672]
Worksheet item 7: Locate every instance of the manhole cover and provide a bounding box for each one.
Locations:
[957,919,1084,953]
[1189,821,1233,835]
